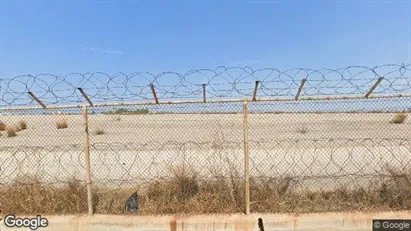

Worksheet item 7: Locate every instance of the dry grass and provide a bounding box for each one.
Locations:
[1,165,411,215]
[6,127,17,137]
[91,167,244,215]
[19,120,27,130]
[0,175,91,214]
[390,112,407,124]
[56,119,68,129]
[250,165,411,213]
[0,121,6,131]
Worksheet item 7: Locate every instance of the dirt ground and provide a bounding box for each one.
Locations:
[0,113,410,146]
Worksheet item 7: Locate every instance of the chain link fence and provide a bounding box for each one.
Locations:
[248,97,411,213]
[87,102,245,214]
[0,107,89,213]
[1,65,411,215]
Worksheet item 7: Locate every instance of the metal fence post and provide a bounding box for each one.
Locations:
[82,105,94,216]
[242,100,251,215]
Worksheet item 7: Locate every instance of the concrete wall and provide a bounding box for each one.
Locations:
[1,211,411,231]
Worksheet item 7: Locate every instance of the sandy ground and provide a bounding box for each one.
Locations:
[1,113,411,146]
[0,113,410,189]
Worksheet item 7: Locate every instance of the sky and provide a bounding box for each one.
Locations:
[0,0,410,77]
[0,0,411,108]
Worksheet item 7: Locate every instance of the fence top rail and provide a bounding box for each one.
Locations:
[1,93,411,111]
[0,64,410,108]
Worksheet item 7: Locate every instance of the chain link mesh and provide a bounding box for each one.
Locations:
[0,108,89,213]
[87,103,244,214]
[249,97,411,212]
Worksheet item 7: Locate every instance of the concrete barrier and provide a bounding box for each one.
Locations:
[1,211,411,231]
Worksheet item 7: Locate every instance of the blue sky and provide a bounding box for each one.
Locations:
[0,0,410,77]
[0,0,411,107]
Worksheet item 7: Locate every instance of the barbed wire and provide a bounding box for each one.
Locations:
[1,64,410,107]
[2,74,411,214]
[1,138,409,190]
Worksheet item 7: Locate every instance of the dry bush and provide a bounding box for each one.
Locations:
[0,121,6,131]
[297,126,308,134]
[6,127,17,137]
[249,176,298,212]
[390,112,407,124]
[137,164,245,214]
[192,178,242,213]
[378,165,411,209]
[168,165,200,201]
[19,120,27,130]
[93,129,105,135]
[138,165,201,214]
[95,188,136,214]
[56,119,68,129]
[94,165,244,214]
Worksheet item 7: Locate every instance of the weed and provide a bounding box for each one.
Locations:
[56,120,68,129]
[6,127,17,137]
[390,113,407,124]
[19,120,27,130]
[94,129,106,135]
[0,121,6,131]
